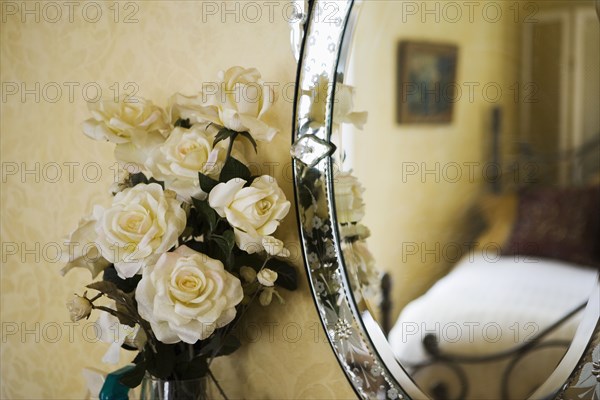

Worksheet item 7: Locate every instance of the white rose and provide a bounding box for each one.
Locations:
[185,67,278,142]
[305,74,368,129]
[262,236,290,257]
[135,245,243,344]
[66,295,93,322]
[83,97,168,166]
[257,268,278,287]
[61,209,111,278]
[334,171,366,224]
[208,176,291,254]
[95,183,186,278]
[333,82,368,128]
[167,92,214,127]
[146,125,229,200]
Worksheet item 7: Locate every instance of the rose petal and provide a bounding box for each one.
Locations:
[208,179,246,217]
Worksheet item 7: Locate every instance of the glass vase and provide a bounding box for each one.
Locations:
[140,374,209,400]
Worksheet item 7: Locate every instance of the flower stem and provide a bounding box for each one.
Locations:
[207,279,264,369]
[224,132,239,164]
[206,257,272,379]
[208,368,229,400]
[258,256,271,272]
[88,293,103,303]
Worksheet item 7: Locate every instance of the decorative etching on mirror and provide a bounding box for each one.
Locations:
[557,328,600,400]
[290,0,406,398]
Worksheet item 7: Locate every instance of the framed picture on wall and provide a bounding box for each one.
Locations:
[396,41,458,124]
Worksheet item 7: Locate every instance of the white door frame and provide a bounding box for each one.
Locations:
[521,9,571,184]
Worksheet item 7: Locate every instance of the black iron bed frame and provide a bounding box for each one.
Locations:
[379,275,588,400]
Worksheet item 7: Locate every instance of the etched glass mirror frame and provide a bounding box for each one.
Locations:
[290,0,600,399]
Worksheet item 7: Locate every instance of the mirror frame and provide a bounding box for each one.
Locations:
[291,1,600,399]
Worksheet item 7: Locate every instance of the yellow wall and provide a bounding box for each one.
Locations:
[0,1,355,398]
[345,1,521,317]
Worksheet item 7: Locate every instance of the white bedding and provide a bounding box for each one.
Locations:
[388,254,598,399]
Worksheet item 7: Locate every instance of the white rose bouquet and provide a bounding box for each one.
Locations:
[62,67,296,397]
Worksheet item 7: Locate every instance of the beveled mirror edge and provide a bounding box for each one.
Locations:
[330,0,428,398]
[291,0,410,398]
[291,1,600,399]
[535,280,600,399]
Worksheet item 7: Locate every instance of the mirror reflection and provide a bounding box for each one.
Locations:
[331,1,600,399]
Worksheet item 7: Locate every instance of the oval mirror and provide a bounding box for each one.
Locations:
[292,1,600,399]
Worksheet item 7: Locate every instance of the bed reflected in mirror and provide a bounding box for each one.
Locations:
[329,1,600,399]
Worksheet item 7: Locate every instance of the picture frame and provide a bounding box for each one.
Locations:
[396,41,459,124]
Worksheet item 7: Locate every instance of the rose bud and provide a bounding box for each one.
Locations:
[66,295,93,322]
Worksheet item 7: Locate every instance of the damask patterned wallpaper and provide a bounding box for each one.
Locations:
[0,1,355,398]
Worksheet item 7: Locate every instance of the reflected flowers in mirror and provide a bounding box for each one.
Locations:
[302,73,368,131]
[341,240,381,304]
[334,170,381,305]
[335,170,366,225]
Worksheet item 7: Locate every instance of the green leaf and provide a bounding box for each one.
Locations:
[220,156,251,183]
[131,352,144,364]
[208,243,227,267]
[146,342,176,379]
[213,128,237,147]
[174,118,192,129]
[87,281,132,304]
[211,231,235,256]
[211,236,229,256]
[103,266,141,294]
[223,230,235,251]
[179,356,208,380]
[180,226,194,240]
[198,172,219,193]
[238,131,258,153]
[191,197,218,232]
[129,172,164,189]
[185,240,208,255]
[210,231,236,267]
[214,334,241,357]
[265,259,298,291]
[197,333,241,358]
[233,253,263,270]
[119,361,146,388]
[129,172,148,186]
[114,302,136,327]
[121,342,139,352]
[86,281,140,326]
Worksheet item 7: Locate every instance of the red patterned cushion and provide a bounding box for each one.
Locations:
[501,185,600,268]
